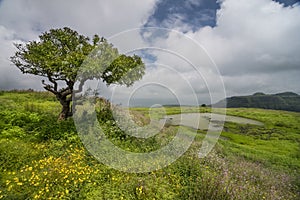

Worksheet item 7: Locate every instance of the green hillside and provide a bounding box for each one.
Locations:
[0,91,299,199]
[214,92,300,112]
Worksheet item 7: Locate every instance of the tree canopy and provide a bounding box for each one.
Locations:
[11,27,145,119]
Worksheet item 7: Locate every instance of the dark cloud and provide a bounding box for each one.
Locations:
[273,0,300,6]
[144,0,220,31]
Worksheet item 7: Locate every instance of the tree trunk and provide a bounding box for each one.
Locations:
[58,98,72,120]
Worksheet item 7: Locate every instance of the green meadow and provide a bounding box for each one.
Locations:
[0,91,299,199]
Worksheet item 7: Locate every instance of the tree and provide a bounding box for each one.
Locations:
[11,27,145,120]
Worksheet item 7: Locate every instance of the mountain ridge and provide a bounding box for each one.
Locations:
[214,92,300,112]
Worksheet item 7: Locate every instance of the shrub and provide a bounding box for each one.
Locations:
[1,126,26,139]
[35,117,77,141]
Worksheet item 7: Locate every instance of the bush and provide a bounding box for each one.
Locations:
[1,126,26,139]
[34,117,77,141]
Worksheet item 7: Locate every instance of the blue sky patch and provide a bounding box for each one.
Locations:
[144,0,220,31]
[273,0,300,6]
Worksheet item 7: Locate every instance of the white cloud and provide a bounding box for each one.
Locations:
[0,0,299,105]
[192,0,300,75]
[0,0,157,90]
[155,0,300,98]
[131,0,300,103]
[99,28,225,106]
[0,0,156,38]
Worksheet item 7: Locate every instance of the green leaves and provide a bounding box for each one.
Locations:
[11,27,91,80]
[11,27,145,87]
[102,54,145,86]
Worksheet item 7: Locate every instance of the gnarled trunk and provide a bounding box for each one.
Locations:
[58,98,72,120]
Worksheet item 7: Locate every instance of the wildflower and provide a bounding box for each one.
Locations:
[7,185,12,191]
[136,186,143,194]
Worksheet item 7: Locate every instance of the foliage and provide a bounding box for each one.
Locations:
[0,91,299,199]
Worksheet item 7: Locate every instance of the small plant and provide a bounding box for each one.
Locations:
[2,147,98,199]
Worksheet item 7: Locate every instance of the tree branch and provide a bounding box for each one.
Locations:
[42,80,58,94]
[47,73,58,92]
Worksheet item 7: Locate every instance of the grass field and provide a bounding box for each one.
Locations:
[0,91,299,199]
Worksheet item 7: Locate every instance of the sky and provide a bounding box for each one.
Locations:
[0,0,299,106]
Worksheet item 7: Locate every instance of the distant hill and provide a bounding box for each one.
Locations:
[214,92,300,112]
